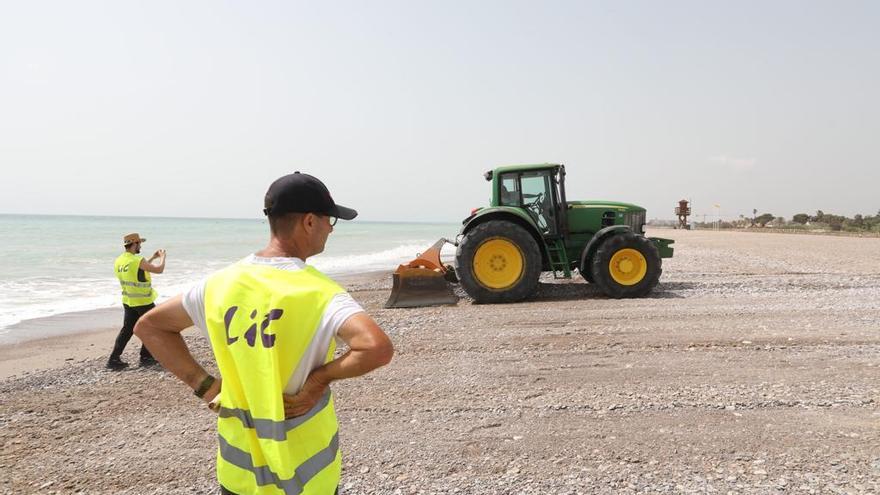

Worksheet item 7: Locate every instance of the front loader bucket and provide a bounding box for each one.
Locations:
[384,238,460,309]
[384,267,459,308]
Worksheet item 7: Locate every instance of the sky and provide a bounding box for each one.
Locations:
[1,1,877,223]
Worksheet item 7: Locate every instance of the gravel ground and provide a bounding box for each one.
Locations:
[1,229,878,494]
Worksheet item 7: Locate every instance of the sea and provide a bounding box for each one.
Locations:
[0,214,460,340]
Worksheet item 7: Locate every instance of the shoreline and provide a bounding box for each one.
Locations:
[0,269,392,380]
[0,262,408,346]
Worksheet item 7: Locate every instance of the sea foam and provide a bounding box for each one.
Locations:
[0,234,457,333]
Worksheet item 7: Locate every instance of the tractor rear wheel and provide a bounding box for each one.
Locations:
[580,266,594,283]
[456,220,542,303]
[590,232,661,298]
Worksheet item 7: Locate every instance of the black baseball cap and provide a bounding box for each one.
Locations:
[263,172,358,220]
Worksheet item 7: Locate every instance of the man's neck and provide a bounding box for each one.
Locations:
[256,237,309,260]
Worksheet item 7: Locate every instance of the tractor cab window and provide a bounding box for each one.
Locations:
[520,171,556,235]
[499,174,520,206]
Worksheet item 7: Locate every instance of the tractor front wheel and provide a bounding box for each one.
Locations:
[456,220,542,304]
[590,232,661,298]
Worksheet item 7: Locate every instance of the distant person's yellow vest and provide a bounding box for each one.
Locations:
[114,252,156,307]
[205,262,344,495]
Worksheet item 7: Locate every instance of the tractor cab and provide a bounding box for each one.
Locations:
[488,164,567,237]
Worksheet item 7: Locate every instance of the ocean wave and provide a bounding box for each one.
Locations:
[0,241,456,332]
[311,242,455,273]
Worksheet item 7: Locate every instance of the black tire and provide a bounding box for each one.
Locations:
[455,220,542,304]
[590,232,662,298]
[580,265,595,283]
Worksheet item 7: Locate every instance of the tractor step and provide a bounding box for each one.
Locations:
[545,238,571,279]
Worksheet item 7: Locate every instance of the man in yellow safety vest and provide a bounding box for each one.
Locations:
[108,232,166,370]
[135,172,393,494]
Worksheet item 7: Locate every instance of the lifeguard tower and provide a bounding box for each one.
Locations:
[674,199,691,229]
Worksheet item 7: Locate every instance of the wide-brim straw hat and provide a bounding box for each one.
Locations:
[123,233,147,246]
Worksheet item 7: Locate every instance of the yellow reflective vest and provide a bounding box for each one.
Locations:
[205,262,345,495]
[114,252,156,307]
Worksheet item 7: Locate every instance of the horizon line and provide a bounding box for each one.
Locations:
[0,212,462,225]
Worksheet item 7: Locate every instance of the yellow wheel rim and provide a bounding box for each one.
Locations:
[472,238,524,290]
[608,248,647,286]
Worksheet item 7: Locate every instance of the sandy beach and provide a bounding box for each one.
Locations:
[1,229,878,494]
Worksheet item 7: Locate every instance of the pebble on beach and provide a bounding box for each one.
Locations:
[1,230,879,494]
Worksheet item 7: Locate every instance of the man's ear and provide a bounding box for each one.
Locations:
[303,213,316,231]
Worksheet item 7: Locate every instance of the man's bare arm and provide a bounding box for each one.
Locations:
[283,313,393,417]
[140,250,166,274]
[134,294,219,402]
[318,313,394,381]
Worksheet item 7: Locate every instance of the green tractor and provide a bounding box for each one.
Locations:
[385,163,673,307]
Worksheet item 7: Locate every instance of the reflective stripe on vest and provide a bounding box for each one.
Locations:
[114,252,156,307]
[204,262,345,495]
[218,389,332,441]
[218,432,339,495]
[120,280,152,288]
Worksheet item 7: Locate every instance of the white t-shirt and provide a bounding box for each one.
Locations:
[181,254,364,394]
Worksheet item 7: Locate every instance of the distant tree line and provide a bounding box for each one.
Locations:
[650,210,880,233]
[786,210,880,232]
